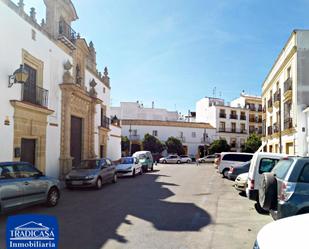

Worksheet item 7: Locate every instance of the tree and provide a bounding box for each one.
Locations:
[209,139,230,154]
[142,134,164,154]
[121,136,130,153]
[165,136,184,155]
[242,134,262,153]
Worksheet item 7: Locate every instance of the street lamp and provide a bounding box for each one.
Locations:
[8,64,29,88]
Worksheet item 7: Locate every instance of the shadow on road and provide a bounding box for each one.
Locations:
[0,172,212,249]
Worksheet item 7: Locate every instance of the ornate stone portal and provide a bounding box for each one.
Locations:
[59,62,101,177]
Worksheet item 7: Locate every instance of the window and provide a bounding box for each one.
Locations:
[298,163,309,183]
[153,130,158,136]
[231,123,236,132]
[31,29,36,40]
[15,163,40,178]
[179,131,184,137]
[219,122,225,130]
[132,129,137,136]
[222,154,253,162]
[0,165,16,179]
[192,132,196,138]
[272,159,293,180]
[240,123,246,132]
[259,158,279,174]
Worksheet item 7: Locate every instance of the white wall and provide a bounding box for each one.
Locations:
[107,125,121,161]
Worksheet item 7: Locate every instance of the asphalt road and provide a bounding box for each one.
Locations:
[0,163,272,249]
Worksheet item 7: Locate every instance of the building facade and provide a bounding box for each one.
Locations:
[262,30,309,156]
[111,102,179,121]
[121,119,216,157]
[0,0,121,178]
[196,95,262,151]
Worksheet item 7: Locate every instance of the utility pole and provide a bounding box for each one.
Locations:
[129,124,132,156]
[279,89,282,153]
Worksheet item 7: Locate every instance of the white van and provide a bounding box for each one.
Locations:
[246,152,286,203]
[218,152,253,177]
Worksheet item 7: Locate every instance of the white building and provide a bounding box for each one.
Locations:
[0,0,121,178]
[196,95,262,151]
[111,102,179,121]
[121,119,216,157]
[262,30,309,155]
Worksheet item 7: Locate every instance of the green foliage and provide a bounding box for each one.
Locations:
[142,134,164,153]
[242,134,262,153]
[165,136,184,155]
[209,139,230,154]
[121,136,130,152]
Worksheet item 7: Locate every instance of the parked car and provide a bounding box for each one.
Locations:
[258,157,309,219]
[246,152,286,209]
[253,214,309,249]
[227,161,251,181]
[218,152,253,178]
[0,162,60,213]
[132,151,154,171]
[65,158,117,189]
[159,155,181,164]
[180,155,192,163]
[197,154,217,163]
[234,172,248,193]
[116,157,143,177]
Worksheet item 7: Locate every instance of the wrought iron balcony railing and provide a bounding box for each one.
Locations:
[59,20,77,44]
[284,78,293,93]
[268,98,273,108]
[22,84,48,107]
[240,115,246,120]
[101,115,110,129]
[284,118,293,130]
[267,126,273,135]
[230,114,238,119]
[219,113,226,118]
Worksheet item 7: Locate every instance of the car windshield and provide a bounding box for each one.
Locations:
[121,157,134,164]
[75,160,100,169]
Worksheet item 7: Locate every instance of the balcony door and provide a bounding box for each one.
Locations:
[23,64,37,105]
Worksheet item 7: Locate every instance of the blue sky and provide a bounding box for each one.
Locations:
[16,0,309,115]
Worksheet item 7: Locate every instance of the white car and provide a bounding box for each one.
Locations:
[246,152,286,204]
[180,155,192,163]
[253,214,309,249]
[218,152,253,177]
[198,154,217,163]
[116,157,143,177]
[234,172,248,193]
[159,155,181,164]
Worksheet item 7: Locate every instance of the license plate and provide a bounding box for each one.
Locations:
[72,181,83,185]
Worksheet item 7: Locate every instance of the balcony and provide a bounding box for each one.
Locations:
[258,117,262,123]
[284,118,293,130]
[249,117,256,123]
[274,90,280,106]
[284,78,293,101]
[258,128,263,135]
[101,115,110,129]
[58,20,77,50]
[230,114,238,119]
[267,98,273,112]
[258,105,263,112]
[22,84,48,107]
[262,106,266,113]
[218,128,247,134]
[240,115,246,120]
[267,126,273,136]
[219,113,226,118]
[129,135,140,141]
[249,106,256,112]
[273,123,279,134]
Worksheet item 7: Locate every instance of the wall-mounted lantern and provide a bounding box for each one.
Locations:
[8,64,29,88]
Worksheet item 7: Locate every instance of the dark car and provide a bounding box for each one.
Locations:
[259,157,309,219]
[65,158,117,189]
[227,161,251,181]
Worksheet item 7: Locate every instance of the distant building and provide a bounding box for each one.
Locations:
[196,94,262,152]
[111,102,179,121]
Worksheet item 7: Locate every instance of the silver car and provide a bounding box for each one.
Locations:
[180,155,192,163]
[0,162,60,213]
[159,155,182,164]
[65,159,117,189]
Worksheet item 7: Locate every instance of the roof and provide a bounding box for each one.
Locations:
[121,119,215,129]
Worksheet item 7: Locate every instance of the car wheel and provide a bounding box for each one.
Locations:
[112,174,117,183]
[202,160,205,163]
[46,187,59,207]
[222,169,229,178]
[151,164,154,171]
[132,169,136,177]
[177,160,181,164]
[163,160,167,164]
[139,168,143,175]
[96,177,103,189]
[187,160,191,163]
[259,173,277,211]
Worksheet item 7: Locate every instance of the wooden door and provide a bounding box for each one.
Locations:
[21,138,36,165]
[71,116,83,167]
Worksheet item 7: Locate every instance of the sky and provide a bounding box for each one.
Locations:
[15,0,309,115]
